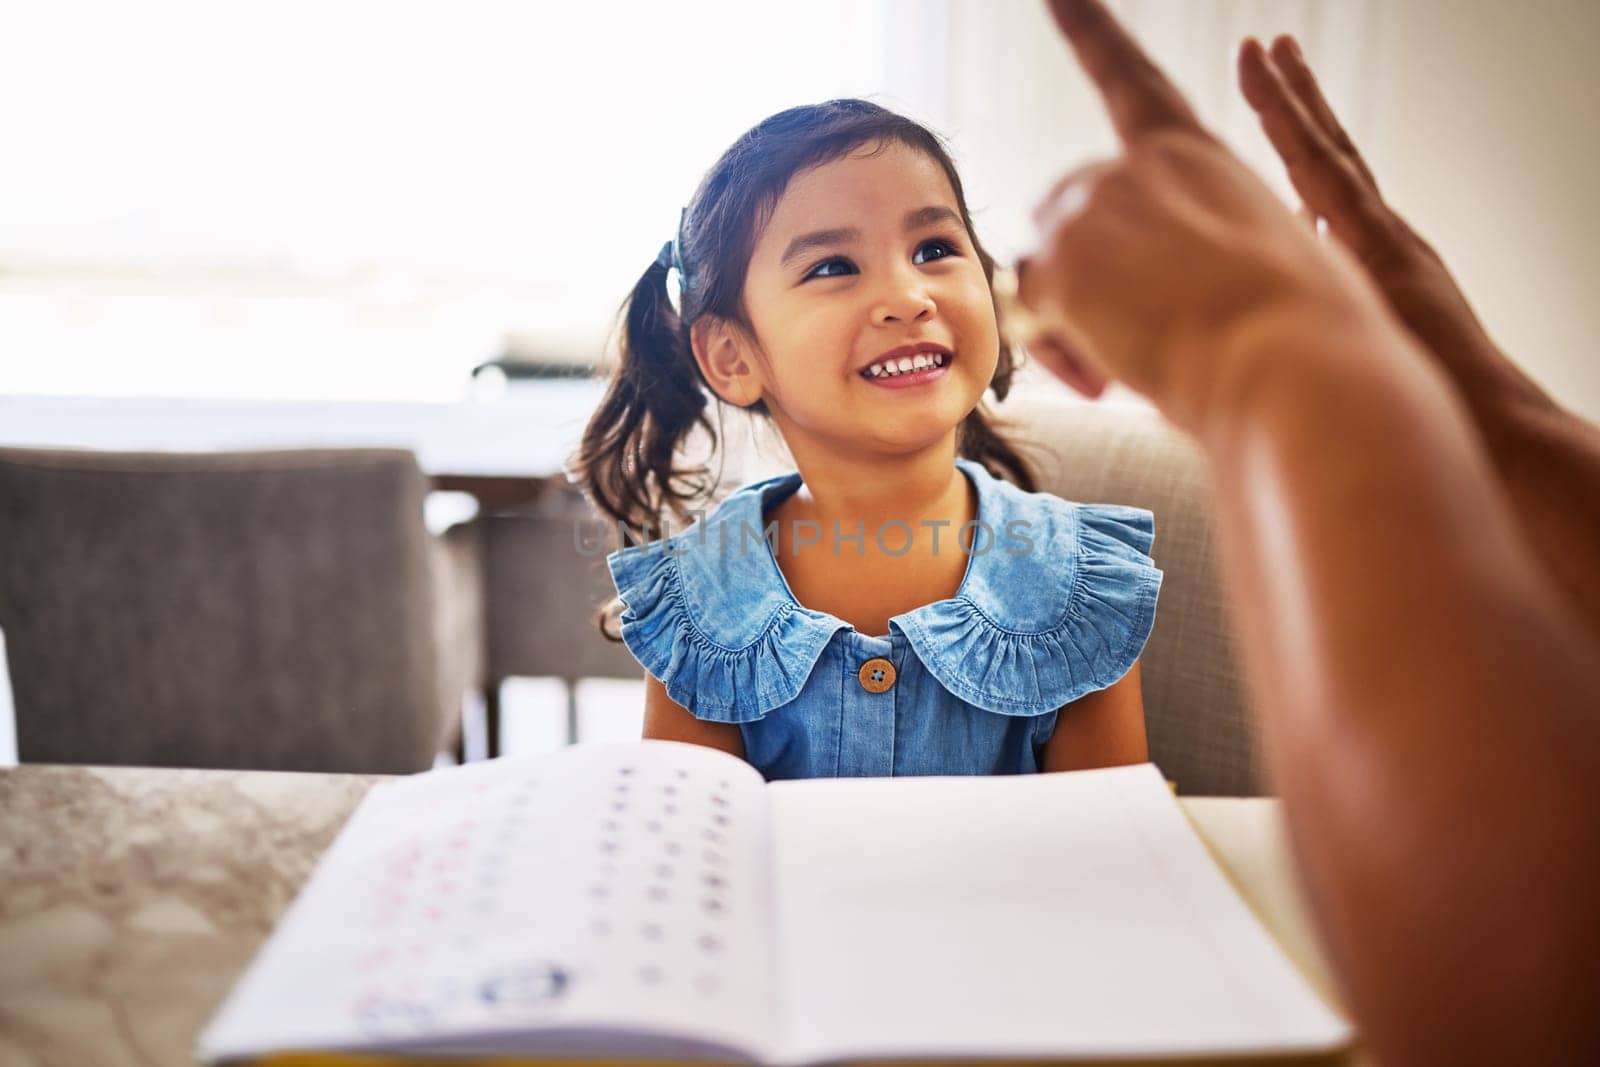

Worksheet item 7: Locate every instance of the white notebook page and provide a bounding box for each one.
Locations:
[765,763,1351,1064]
[198,741,776,1063]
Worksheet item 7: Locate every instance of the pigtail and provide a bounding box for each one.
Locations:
[576,258,718,544]
[959,405,1039,494]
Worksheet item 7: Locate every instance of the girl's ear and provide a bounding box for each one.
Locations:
[691,316,766,408]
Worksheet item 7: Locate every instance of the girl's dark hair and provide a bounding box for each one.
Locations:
[576,98,1036,544]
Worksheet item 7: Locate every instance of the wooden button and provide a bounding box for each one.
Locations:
[858,657,896,693]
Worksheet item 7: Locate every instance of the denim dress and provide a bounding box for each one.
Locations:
[605,457,1163,780]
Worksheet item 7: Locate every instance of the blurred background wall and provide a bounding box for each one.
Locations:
[1,0,1595,419]
[1376,0,1600,420]
[932,0,1600,419]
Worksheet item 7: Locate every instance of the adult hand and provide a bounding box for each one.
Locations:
[1023,4,1600,1063]
[1241,34,1600,640]
[1016,0,1388,433]
[1236,35,1549,413]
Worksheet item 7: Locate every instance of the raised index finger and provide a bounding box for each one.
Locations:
[1046,0,1203,144]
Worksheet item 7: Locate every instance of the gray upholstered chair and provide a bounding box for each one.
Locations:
[478,482,640,756]
[0,447,484,774]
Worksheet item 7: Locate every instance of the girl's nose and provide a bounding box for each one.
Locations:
[871,271,936,326]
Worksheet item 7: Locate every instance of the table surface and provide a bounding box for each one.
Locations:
[0,764,1358,1067]
[0,388,607,480]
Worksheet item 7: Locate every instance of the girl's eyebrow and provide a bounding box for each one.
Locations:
[778,205,964,269]
[903,205,962,231]
[780,227,858,269]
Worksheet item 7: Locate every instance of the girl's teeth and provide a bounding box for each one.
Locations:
[867,352,947,378]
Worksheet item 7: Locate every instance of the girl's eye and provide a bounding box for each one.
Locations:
[801,238,960,281]
[913,238,959,265]
[803,257,856,281]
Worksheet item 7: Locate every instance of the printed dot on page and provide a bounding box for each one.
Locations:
[589,884,609,900]
[661,784,678,796]
[664,842,682,857]
[592,918,612,937]
[640,921,664,941]
[663,803,679,816]
[701,897,726,916]
[654,863,674,879]
[710,794,729,809]
[703,850,724,866]
[711,813,730,827]
[697,933,721,953]
[703,873,726,890]
[702,829,725,844]
[638,964,663,985]
[618,766,636,777]
[647,884,669,902]
[646,820,663,834]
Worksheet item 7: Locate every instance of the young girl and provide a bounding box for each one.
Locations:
[576,99,1161,780]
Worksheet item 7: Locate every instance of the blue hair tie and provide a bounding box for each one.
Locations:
[654,208,691,297]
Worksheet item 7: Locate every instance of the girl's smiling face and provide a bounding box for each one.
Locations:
[697,141,1000,463]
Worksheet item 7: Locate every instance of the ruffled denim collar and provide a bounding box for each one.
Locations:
[607,457,1160,721]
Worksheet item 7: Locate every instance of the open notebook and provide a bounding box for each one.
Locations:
[197,741,1351,1064]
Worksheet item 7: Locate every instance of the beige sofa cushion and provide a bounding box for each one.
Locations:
[1001,393,1260,795]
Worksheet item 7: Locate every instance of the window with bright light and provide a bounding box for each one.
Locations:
[0,1,910,401]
